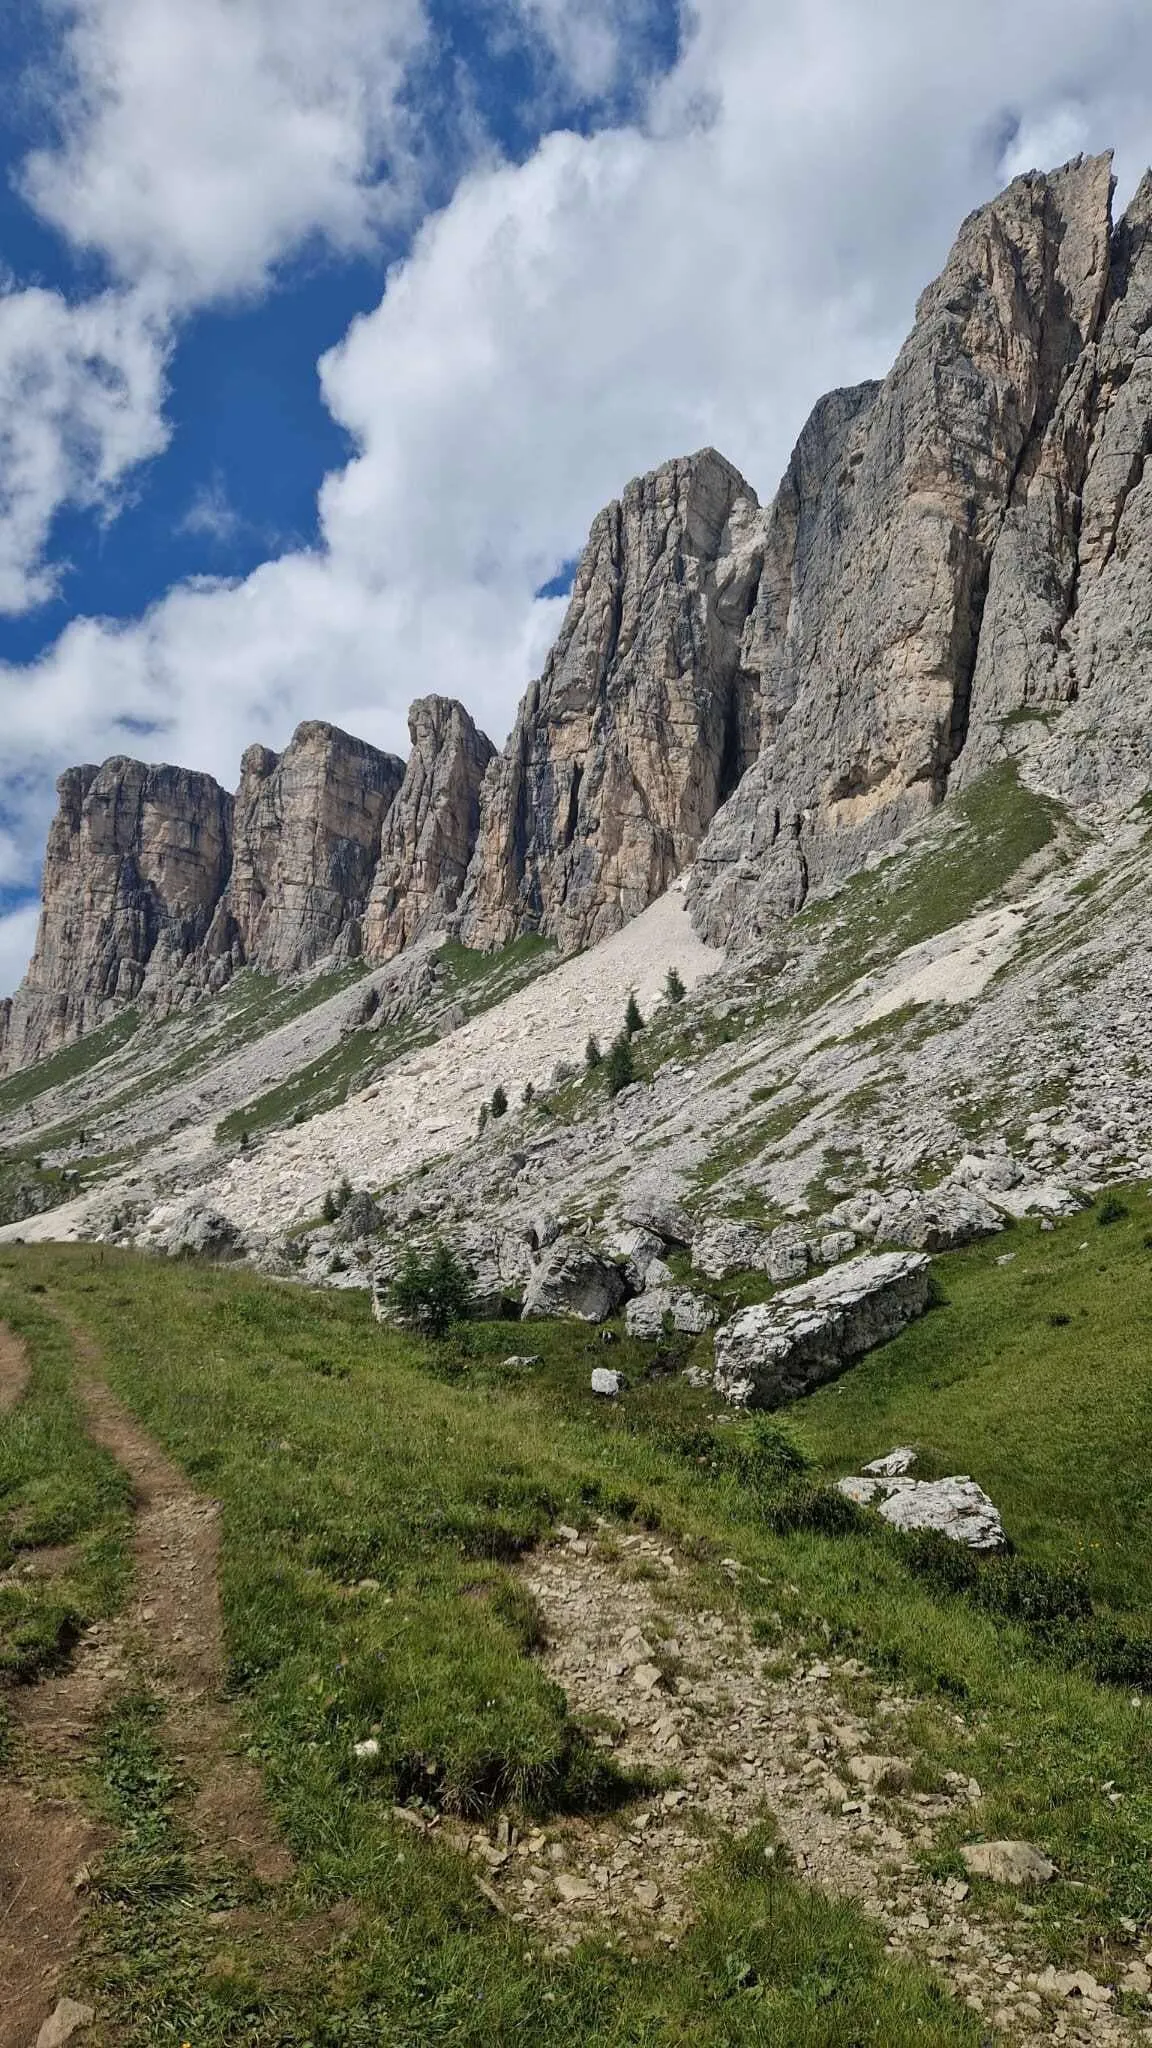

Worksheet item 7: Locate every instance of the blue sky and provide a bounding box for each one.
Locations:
[1,0,1151,991]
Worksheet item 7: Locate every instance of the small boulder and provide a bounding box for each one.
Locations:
[626,1288,718,1339]
[692,1219,769,1280]
[763,1226,811,1282]
[591,1368,622,1397]
[619,1174,695,1247]
[522,1237,627,1323]
[37,2000,95,2048]
[960,1840,1056,1887]
[642,1257,676,1292]
[862,1446,917,1476]
[601,1225,665,1290]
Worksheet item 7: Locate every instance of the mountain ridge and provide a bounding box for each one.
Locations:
[4,148,1151,1078]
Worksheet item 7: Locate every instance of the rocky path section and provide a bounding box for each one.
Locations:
[0,1316,291,2046]
[439,1529,1146,2046]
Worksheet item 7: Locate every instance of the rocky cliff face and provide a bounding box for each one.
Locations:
[460,448,763,953]
[362,697,494,962]
[6,150,1152,1077]
[958,168,1152,805]
[207,722,404,978]
[0,759,233,1068]
[689,152,1118,943]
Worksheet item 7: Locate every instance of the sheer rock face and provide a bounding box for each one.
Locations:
[0,759,233,1070]
[690,152,1117,945]
[459,448,764,954]
[959,169,1152,804]
[362,697,495,963]
[209,722,404,977]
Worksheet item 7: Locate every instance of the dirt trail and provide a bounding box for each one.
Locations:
[0,1321,30,1412]
[443,1528,1146,2048]
[0,1315,291,2048]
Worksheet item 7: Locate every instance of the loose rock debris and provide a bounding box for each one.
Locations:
[428,1527,1151,2045]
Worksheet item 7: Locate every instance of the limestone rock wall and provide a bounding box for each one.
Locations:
[363,697,495,963]
[207,722,405,978]
[459,447,764,953]
[690,152,1117,944]
[1,759,233,1069]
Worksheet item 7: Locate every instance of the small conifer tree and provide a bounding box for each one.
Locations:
[624,992,644,1038]
[606,1033,635,1096]
[585,1034,602,1071]
[491,1084,508,1118]
[664,965,685,1004]
[391,1242,474,1336]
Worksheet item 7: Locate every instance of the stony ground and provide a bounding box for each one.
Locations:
[438,1525,1152,2047]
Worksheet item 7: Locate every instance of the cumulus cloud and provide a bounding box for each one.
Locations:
[0,283,168,612]
[24,0,432,303]
[0,0,436,620]
[4,0,1152,996]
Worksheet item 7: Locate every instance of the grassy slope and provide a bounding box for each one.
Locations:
[2,1201,1151,2038]
[0,1251,982,2047]
[792,1196,1152,1616]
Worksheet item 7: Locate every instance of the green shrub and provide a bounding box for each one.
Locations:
[606,1034,635,1096]
[490,1085,508,1119]
[390,1243,474,1336]
[664,966,685,1003]
[1098,1194,1129,1226]
[584,1034,602,1071]
[624,992,644,1038]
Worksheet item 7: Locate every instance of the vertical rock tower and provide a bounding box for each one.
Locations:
[0,759,233,1067]
[459,448,764,953]
[363,696,495,962]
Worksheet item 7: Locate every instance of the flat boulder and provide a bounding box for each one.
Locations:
[712,1251,932,1408]
[839,1473,1006,1550]
[829,1184,1002,1252]
[626,1288,718,1339]
[619,1174,695,1247]
[522,1236,627,1323]
[960,1840,1055,1887]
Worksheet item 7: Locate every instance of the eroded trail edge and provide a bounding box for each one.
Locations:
[0,1316,291,2048]
[0,1320,30,1413]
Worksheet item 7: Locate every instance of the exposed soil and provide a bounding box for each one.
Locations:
[0,1315,292,2047]
[0,1320,30,1412]
[441,1527,1150,2048]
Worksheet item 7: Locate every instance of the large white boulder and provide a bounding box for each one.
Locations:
[839,1472,1006,1550]
[522,1235,627,1323]
[712,1251,932,1408]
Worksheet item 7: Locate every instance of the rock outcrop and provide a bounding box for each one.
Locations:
[1,759,233,1068]
[208,722,404,978]
[460,448,763,953]
[690,152,1118,944]
[363,697,494,962]
[712,1251,933,1408]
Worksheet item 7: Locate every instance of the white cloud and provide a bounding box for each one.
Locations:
[24,0,432,303]
[0,284,168,612]
[4,0,1152,997]
[0,0,435,620]
[0,904,41,999]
